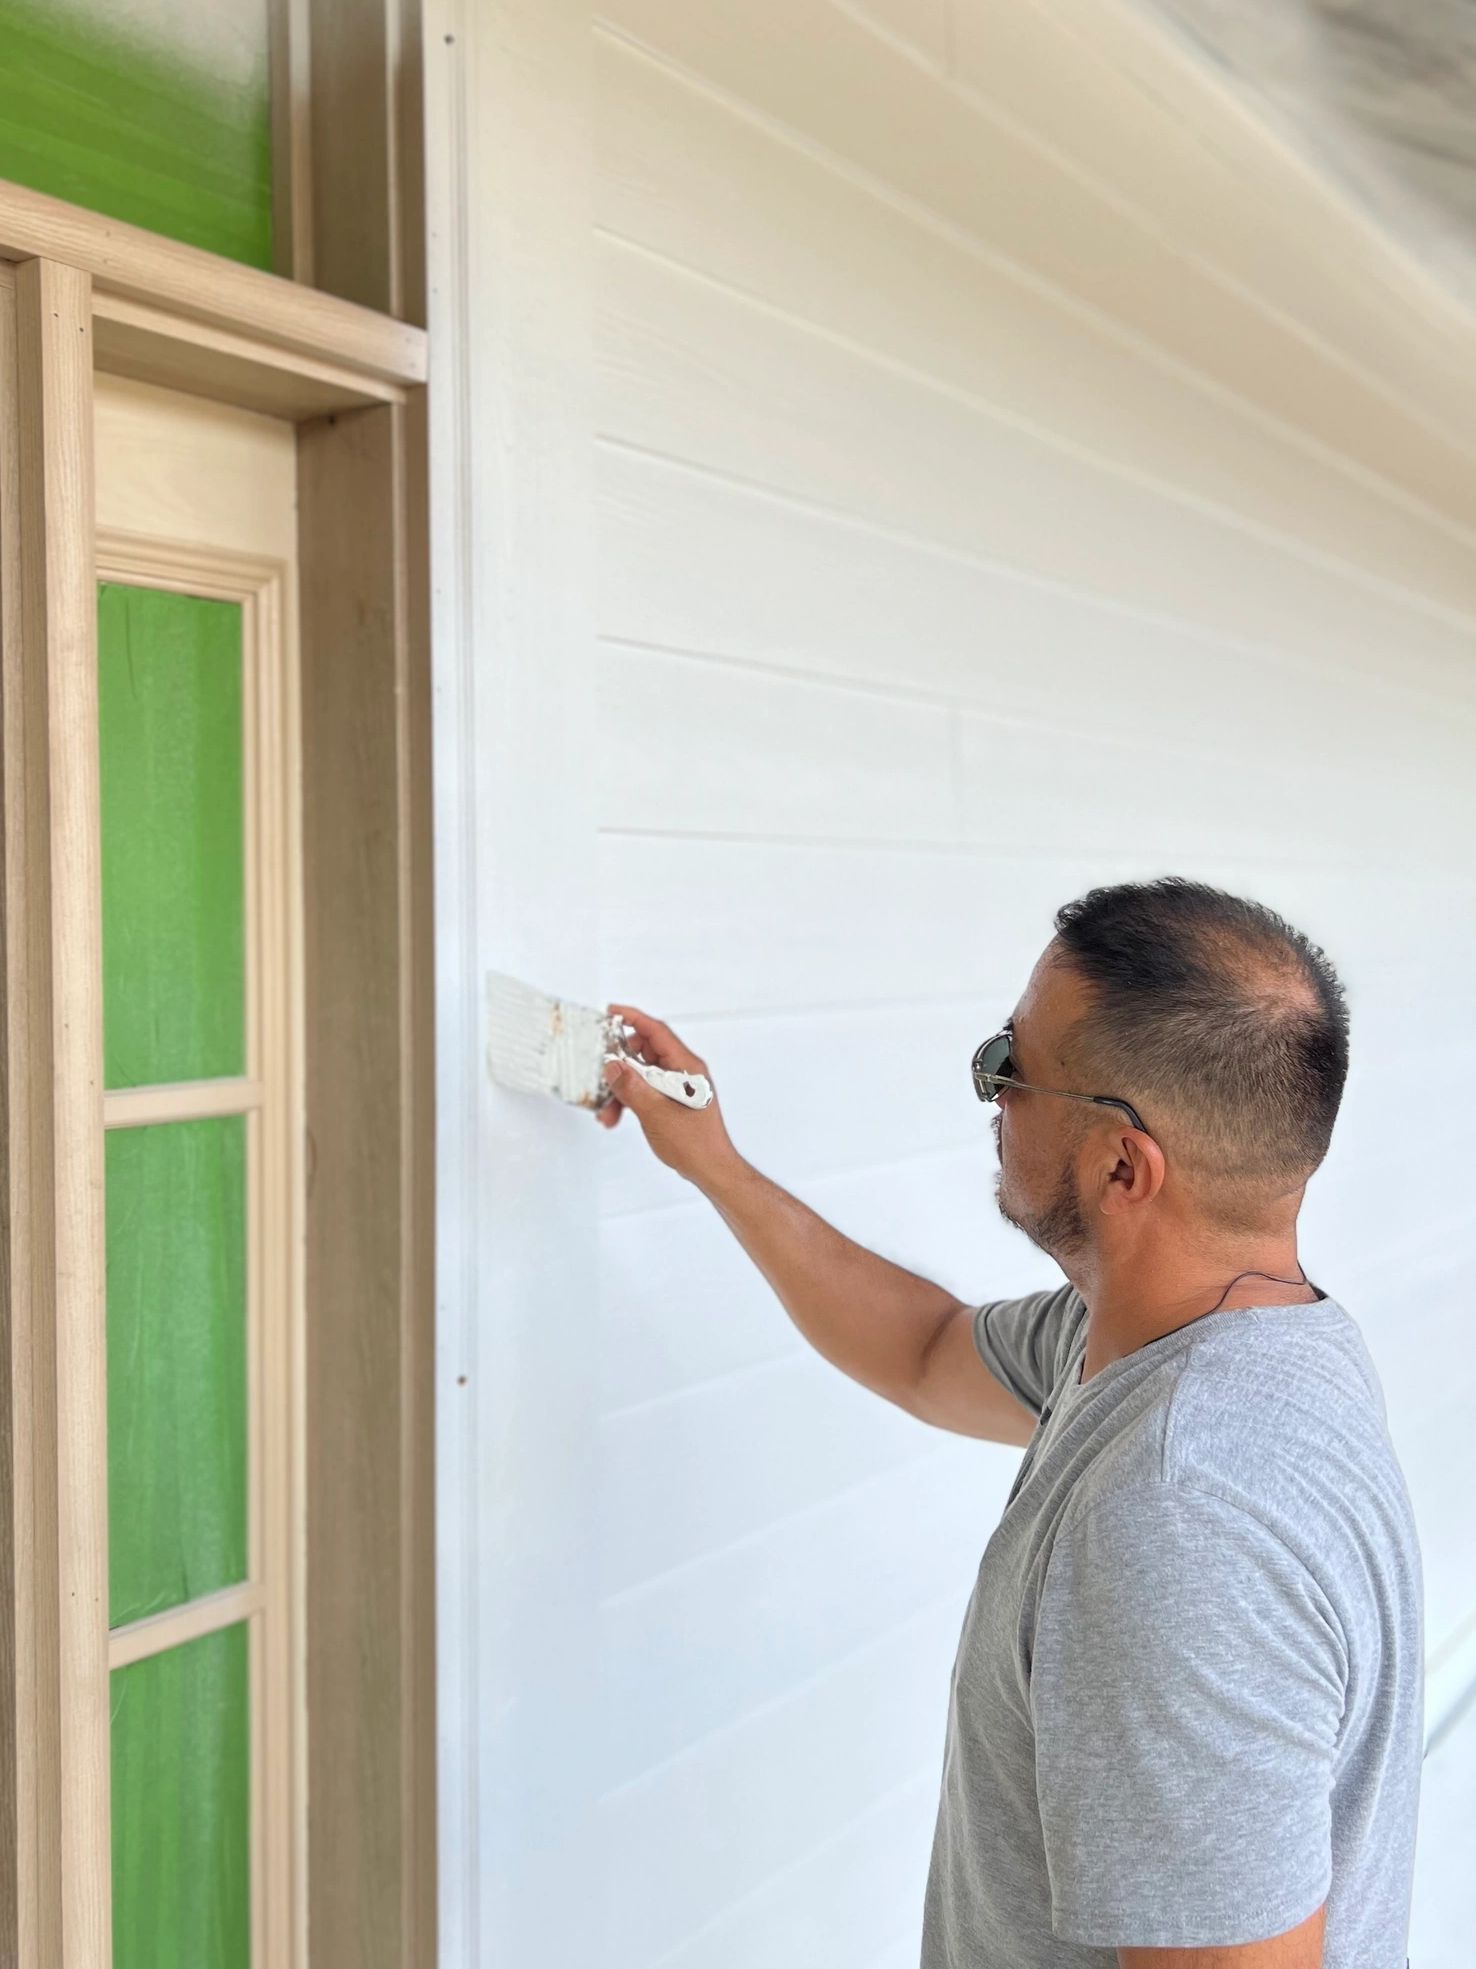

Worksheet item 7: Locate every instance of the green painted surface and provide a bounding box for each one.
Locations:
[111,1621,251,1969]
[107,1116,248,1630]
[98,583,245,1090]
[0,0,272,268]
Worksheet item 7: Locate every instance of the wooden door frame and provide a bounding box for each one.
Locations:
[0,180,434,1969]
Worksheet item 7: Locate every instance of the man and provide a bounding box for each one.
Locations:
[598,875,1423,1968]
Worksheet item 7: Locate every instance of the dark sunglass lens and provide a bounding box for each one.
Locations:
[973,1033,1013,1098]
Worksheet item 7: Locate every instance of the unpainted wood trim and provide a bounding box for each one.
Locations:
[107,1581,265,1673]
[102,1081,264,1127]
[307,0,425,325]
[271,0,317,285]
[294,9,436,1957]
[298,394,435,1969]
[96,529,288,607]
[92,293,402,422]
[1,258,109,1968]
[0,177,425,389]
[400,384,438,1969]
[96,522,305,1969]
[0,254,24,1969]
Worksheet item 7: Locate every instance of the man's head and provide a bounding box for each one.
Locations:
[990,877,1349,1272]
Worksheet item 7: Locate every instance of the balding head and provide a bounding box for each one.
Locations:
[1045,877,1349,1237]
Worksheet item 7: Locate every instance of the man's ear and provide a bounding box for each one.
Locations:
[1097,1128,1166,1213]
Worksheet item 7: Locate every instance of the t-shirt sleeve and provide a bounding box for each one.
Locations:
[970,1282,1082,1418]
[1029,1483,1346,1950]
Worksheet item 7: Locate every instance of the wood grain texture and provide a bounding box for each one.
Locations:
[309,0,396,313]
[271,0,317,283]
[94,378,297,563]
[298,398,435,1969]
[293,6,436,1962]
[1,258,108,1968]
[0,175,425,387]
[0,257,21,1969]
[307,0,426,325]
[0,255,23,1969]
[92,292,402,421]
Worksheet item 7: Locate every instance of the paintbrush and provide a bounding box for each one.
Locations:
[485,971,714,1111]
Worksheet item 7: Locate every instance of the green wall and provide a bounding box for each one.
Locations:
[0,0,272,268]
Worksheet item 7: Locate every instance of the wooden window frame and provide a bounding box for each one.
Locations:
[98,533,300,1966]
[0,178,434,1969]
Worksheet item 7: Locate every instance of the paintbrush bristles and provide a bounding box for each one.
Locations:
[486,970,618,1109]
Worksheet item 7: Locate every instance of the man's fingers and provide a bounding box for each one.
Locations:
[607,1002,670,1051]
[605,1002,706,1075]
[603,1056,653,1108]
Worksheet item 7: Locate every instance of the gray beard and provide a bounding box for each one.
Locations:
[996,1159,1089,1265]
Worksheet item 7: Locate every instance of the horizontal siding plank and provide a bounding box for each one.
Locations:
[601,1146,1050,1412]
[602,1129,1476,1415]
[599,834,1139,1011]
[599,1001,992,1221]
[599,640,957,841]
[596,33,1476,569]
[599,837,1473,1018]
[639,1771,940,1969]
[597,629,1475,866]
[842,0,950,67]
[599,1350,936,1597]
[596,447,1476,733]
[601,1442,988,1787]
[863,1932,933,1969]
[953,712,1476,870]
[596,0,1476,482]
[1310,1132,1476,1278]
[601,1600,958,1964]
[594,244,1476,654]
[950,0,1472,410]
[439,3,1476,1960]
[1395,1379,1476,1648]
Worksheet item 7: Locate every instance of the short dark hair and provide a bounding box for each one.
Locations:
[1050,876,1350,1233]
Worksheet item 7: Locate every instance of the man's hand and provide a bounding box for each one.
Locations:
[1119,1897,1325,1969]
[595,1002,744,1192]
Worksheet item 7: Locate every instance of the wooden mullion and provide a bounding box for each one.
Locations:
[107,1583,265,1674]
[1,258,109,1968]
[102,1080,264,1128]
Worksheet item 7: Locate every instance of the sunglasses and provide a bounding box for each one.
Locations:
[971,1024,1150,1136]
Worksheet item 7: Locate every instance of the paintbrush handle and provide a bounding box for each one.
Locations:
[605,1053,714,1109]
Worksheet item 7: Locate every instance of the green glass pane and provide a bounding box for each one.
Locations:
[107,1116,247,1629]
[0,1,272,269]
[99,583,245,1089]
[111,1622,251,1969]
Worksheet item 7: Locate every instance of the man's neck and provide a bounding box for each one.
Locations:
[1070,1248,1321,1382]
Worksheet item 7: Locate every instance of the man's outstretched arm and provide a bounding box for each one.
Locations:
[599,1002,1037,1445]
[704,1154,1037,1445]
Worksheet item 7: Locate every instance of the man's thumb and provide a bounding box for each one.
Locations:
[605,1056,642,1098]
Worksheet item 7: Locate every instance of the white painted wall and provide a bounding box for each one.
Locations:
[426,3,1476,1962]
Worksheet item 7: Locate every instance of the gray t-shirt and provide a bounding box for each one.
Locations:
[920,1282,1424,1966]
